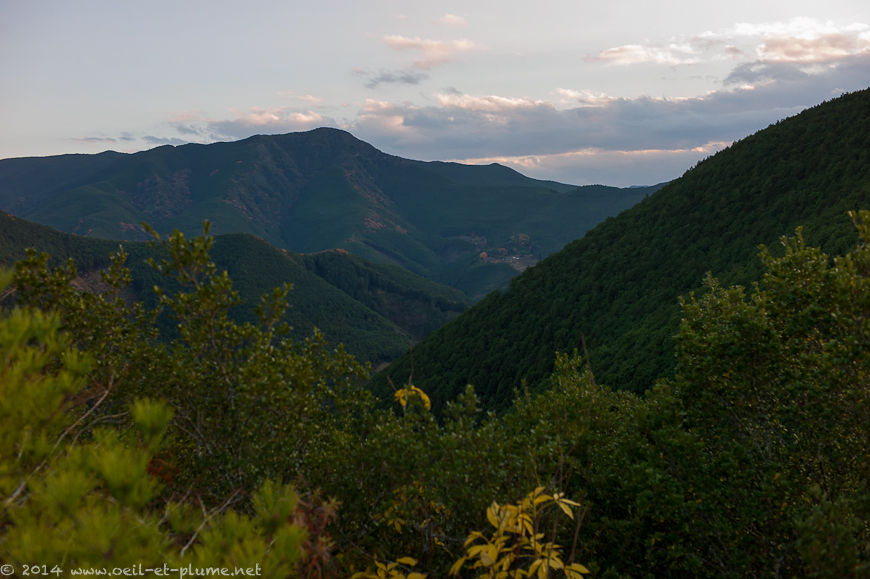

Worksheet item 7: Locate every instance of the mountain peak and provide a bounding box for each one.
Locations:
[250,126,375,146]
[0,126,649,300]
[236,127,387,162]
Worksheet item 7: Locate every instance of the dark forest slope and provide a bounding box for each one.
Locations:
[374,88,870,411]
[0,212,467,364]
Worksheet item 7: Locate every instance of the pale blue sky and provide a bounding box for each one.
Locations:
[2,0,868,185]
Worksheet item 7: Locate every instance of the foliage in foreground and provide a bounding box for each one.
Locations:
[0,282,305,576]
[2,212,868,576]
[450,487,589,578]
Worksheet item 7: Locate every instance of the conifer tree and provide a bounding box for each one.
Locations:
[0,271,307,575]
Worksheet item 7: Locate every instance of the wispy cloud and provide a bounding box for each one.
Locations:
[163,106,337,142]
[71,136,123,144]
[758,33,870,62]
[350,52,870,184]
[70,133,137,146]
[435,93,547,112]
[728,18,867,39]
[361,68,429,88]
[438,13,467,27]
[382,35,479,69]
[588,43,699,66]
[357,33,480,90]
[589,17,870,69]
[448,143,729,186]
[143,136,191,146]
[274,92,325,105]
[555,89,621,108]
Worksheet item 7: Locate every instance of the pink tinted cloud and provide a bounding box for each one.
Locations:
[589,18,870,68]
[348,49,870,183]
[555,89,621,108]
[447,142,730,186]
[438,13,467,27]
[435,93,547,112]
[759,33,870,62]
[588,43,698,65]
[167,106,336,142]
[356,99,414,136]
[382,35,479,69]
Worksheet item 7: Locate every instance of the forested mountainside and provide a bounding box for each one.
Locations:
[0,128,659,299]
[0,211,467,364]
[375,88,870,411]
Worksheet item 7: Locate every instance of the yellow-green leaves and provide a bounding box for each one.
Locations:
[450,487,588,578]
[552,492,580,519]
[351,556,427,579]
[394,385,432,412]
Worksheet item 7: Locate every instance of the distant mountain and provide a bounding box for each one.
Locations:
[374,88,870,411]
[0,211,468,365]
[0,129,660,299]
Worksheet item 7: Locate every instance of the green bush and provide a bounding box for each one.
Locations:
[0,277,305,575]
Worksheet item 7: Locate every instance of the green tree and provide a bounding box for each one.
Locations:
[11,224,371,504]
[670,211,870,576]
[0,275,306,575]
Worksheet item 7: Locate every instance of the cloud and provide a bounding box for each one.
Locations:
[438,13,467,27]
[165,106,338,142]
[589,17,870,68]
[275,92,325,105]
[724,61,810,86]
[169,101,333,141]
[355,91,744,160]
[555,89,621,108]
[758,33,870,62]
[296,94,324,104]
[143,136,191,146]
[350,54,870,185]
[362,68,429,88]
[70,132,137,146]
[382,35,479,69]
[173,124,203,136]
[588,43,699,65]
[360,34,479,88]
[356,99,414,136]
[435,93,547,112]
[728,18,865,39]
[724,50,870,87]
[448,144,729,186]
[725,18,870,64]
[71,136,121,144]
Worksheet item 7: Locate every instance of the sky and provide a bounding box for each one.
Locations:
[1,0,869,186]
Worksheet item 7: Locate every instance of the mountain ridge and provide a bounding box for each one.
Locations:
[0,128,661,299]
[374,88,870,410]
